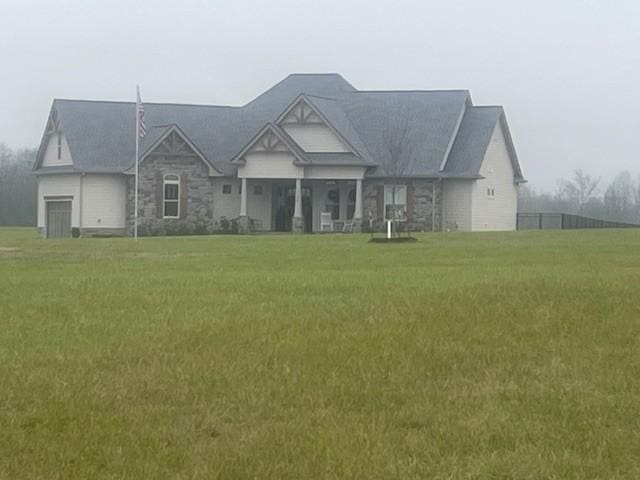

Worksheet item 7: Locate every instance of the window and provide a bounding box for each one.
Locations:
[325,182,340,220]
[487,187,495,198]
[253,185,263,195]
[57,133,62,160]
[222,184,232,194]
[384,185,407,221]
[163,174,180,218]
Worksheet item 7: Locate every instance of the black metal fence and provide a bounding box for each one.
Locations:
[517,213,640,230]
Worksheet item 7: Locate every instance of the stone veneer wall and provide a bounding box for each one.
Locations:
[39,226,127,238]
[362,178,443,232]
[80,227,126,237]
[126,155,217,236]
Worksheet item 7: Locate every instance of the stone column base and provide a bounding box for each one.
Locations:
[80,227,126,238]
[237,215,250,234]
[351,218,363,233]
[292,216,304,234]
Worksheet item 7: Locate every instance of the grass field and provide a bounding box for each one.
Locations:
[1,228,640,479]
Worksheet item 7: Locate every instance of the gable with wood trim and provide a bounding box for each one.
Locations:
[277,96,354,154]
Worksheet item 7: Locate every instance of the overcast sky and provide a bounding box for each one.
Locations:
[1,0,638,190]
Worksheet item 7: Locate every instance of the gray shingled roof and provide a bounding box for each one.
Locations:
[341,90,470,176]
[35,73,524,181]
[445,106,524,181]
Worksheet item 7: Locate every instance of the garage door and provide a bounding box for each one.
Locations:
[46,201,72,238]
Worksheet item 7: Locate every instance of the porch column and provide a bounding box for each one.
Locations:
[238,177,249,233]
[292,178,304,233]
[353,179,363,232]
[240,178,248,216]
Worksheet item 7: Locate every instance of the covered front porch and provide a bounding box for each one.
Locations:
[237,178,364,233]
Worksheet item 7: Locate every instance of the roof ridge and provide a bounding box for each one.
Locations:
[356,89,470,94]
[53,98,237,108]
[302,93,339,101]
[288,72,347,77]
[244,73,354,108]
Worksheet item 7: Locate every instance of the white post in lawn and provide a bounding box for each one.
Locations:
[239,178,247,217]
[293,178,302,219]
[354,179,363,220]
[133,85,146,240]
[387,219,392,239]
[134,92,140,240]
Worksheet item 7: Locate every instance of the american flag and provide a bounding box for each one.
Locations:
[136,86,147,138]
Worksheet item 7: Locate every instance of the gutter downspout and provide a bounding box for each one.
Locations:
[440,179,445,232]
[79,172,84,236]
[431,180,436,232]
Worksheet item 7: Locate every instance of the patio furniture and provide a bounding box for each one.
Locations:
[320,212,333,232]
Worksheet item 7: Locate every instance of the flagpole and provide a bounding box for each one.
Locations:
[134,85,139,240]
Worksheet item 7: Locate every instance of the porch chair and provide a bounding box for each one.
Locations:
[342,220,354,233]
[320,212,333,232]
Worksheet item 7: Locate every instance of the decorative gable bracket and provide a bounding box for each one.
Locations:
[274,94,361,156]
[278,98,324,125]
[140,125,223,177]
[231,124,307,164]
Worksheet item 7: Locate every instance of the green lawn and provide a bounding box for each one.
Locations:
[1,228,640,479]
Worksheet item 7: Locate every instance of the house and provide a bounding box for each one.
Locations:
[33,73,525,238]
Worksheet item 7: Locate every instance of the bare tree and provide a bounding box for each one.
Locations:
[556,169,600,212]
[604,171,635,221]
[522,169,640,224]
[380,108,416,234]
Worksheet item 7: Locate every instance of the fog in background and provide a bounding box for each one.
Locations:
[1,0,639,191]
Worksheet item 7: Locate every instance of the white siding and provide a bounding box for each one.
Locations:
[305,165,366,180]
[238,152,303,179]
[443,179,473,231]
[247,180,272,231]
[41,133,73,166]
[37,174,81,228]
[210,178,272,230]
[212,178,241,220]
[470,124,518,231]
[38,174,127,230]
[81,175,127,228]
[283,124,349,153]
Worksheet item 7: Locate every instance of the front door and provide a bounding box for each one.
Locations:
[284,187,312,233]
[46,201,72,238]
[272,183,313,232]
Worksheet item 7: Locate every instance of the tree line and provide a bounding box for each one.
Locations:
[519,170,640,224]
[0,143,38,226]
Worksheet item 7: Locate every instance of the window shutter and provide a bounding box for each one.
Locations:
[376,185,384,220]
[155,172,163,219]
[180,174,188,219]
[406,183,414,222]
